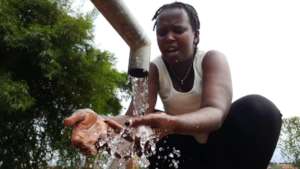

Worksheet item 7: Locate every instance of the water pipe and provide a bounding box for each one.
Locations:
[90,0,151,77]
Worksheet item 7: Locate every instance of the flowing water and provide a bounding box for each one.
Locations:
[92,77,181,169]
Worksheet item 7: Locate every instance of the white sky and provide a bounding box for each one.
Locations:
[74,0,300,119]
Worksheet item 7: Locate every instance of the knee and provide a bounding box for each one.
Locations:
[231,94,282,125]
[243,94,281,117]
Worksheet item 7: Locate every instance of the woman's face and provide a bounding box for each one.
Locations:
[156,8,198,65]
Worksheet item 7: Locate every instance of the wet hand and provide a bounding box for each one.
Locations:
[129,112,177,138]
[64,108,123,155]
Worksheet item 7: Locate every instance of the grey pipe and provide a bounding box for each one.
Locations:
[91,0,151,77]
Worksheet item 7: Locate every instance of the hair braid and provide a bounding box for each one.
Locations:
[152,2,200,32]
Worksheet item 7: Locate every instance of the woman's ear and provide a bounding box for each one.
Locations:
[194,31,200,46]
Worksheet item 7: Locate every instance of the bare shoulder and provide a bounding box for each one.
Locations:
[149,62,160,86]
[206,50,225,56]
[149,62,159,74]
[201,49,231,78]
[202,50,228,67]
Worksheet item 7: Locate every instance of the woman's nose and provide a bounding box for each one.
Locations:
[165,31,175,41]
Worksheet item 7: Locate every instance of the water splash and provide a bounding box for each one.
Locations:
[93,77,181,169]
[92,77,156,169]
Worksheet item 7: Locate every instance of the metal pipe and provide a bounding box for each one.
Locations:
[90,0,151,77]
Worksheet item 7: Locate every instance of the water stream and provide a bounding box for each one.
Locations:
[92,77,181,169]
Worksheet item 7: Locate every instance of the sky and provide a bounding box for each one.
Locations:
[73,0,300,163]
[74,0,300,118]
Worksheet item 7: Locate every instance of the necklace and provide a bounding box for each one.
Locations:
[169,58,194,86]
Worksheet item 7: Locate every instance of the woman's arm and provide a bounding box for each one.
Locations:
[173,50,232,135]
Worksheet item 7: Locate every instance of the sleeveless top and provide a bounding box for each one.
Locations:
[152,50,208,143]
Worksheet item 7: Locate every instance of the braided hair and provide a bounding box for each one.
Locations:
[152,2,200,32]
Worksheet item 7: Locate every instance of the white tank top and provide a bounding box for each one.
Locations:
[153,50,208,143]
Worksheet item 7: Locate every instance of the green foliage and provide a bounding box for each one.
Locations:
[0,73,35,113]
[0,0,129,168]
[268,163,282,169]
[279,117,300,168]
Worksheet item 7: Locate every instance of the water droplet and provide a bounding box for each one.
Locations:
[92,76,163,168]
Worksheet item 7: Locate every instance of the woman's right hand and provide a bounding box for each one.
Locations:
[64,108,123,155]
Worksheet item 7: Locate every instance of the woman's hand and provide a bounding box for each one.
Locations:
[64,108,123,155]
[129,112,177,138]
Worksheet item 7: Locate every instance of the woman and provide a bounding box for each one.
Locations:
[64,2,282,169]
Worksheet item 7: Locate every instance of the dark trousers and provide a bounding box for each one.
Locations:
[149,95,282,169]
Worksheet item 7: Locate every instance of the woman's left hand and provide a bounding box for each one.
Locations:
[129,112,177,138]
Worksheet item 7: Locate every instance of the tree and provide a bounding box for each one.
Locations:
[279,117,300,168]
[0,0,129,168]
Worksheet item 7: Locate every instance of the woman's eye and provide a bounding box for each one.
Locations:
[156,27,186,37]
[157,29,167,36]
[174,27,185,34]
